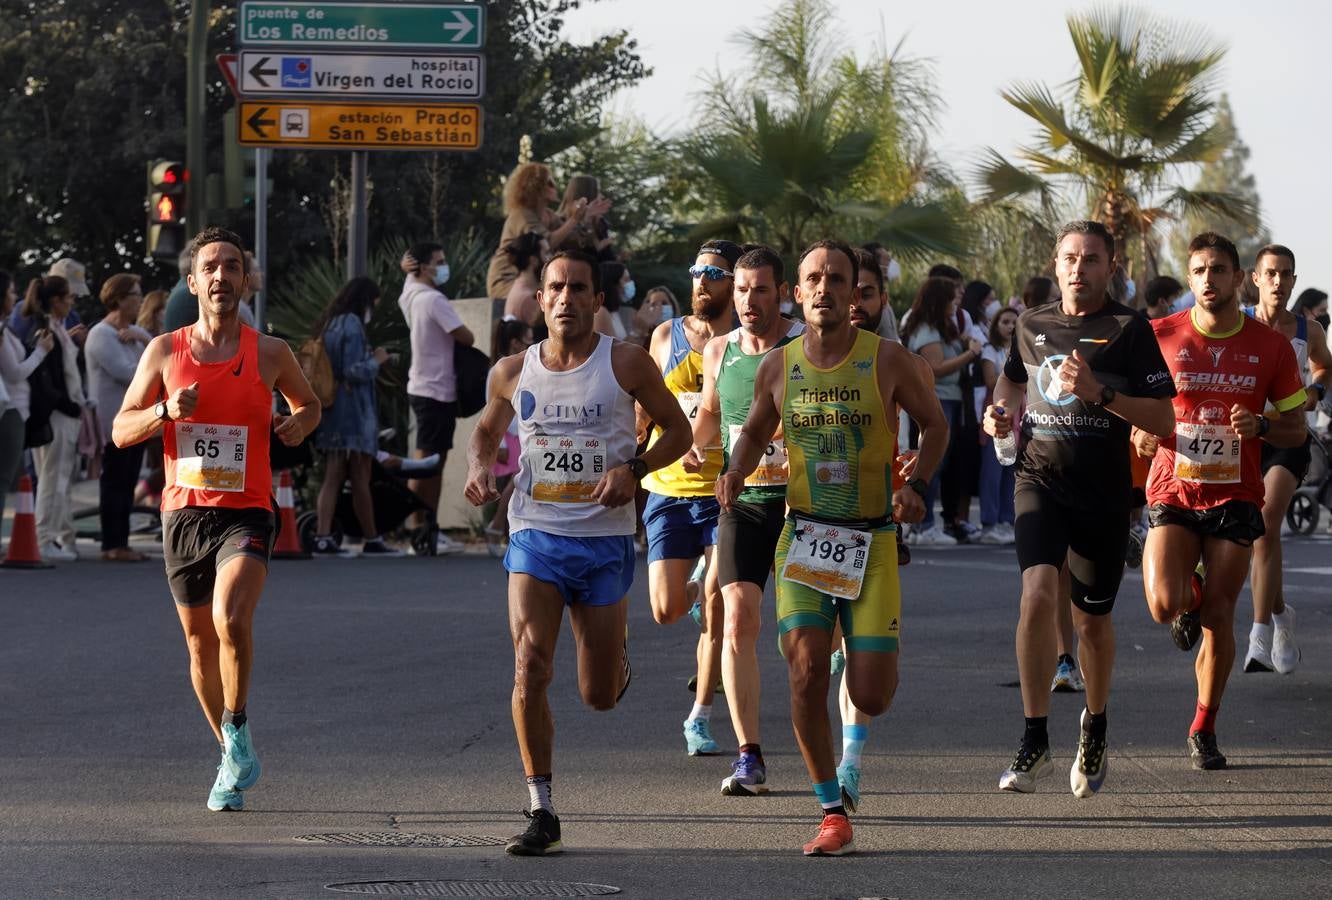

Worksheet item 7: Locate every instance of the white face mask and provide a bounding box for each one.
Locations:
[885,259,901,282]
[779,300,794,315]
[984,298,1001,321]
[432,263,450,287]
[622,280,636,302]
[1124,279,1137,302]
[363,307,373,324]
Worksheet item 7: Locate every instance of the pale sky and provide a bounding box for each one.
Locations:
[562,0,1331,295]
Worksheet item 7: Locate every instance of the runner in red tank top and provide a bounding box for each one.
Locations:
[112,227,319,812]
[1131,232,1306,772]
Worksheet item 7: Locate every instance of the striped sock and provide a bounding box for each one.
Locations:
[840,724,868,768]
[526,774,553,813]
[813,778,846,817]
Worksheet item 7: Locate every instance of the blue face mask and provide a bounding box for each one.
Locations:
[622,280,636,302]
[432,264,450,287]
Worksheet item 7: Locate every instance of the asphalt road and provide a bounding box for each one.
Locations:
[2,523,1330,899]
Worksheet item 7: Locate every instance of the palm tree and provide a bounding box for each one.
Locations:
[678,0,967,261]
[976,5,1256,280]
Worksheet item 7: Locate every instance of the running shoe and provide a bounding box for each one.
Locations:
[905,525,957,546]
[616,629,632,703]
[994,523,1016,544]
[1272,605,1300,674]
[683,717,721,756]
[360,538,405,557]
[1244,626,1274,673]
[40,541,77,562]
[836,762,860,813]
[505,808,562,855]
[955,520,982,542]
[688,599,704,627]
[221,722,261,791]
[685,675,724,694]
[1070,709,1108,798]
[1170,608,1201,652]
[802,813,854,856]
[1125,523,1147,569]
[1187,731,1227,770]
[434,533,466,556]
[207,761,243,812]
[311,535,350,557]
[720,752,768,796]
[1051,656,1085,693]
[829,648,846,676]
[999,742,1052,792]
[978,525,1006,545]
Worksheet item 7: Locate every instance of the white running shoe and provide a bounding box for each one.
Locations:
[999,744,1053,792]
[994,523,1016,544]
[978,525,1006,545]
[906,525,957,546]
[1272,606,1300,674]
[434,533,466,555]
[1244,624,1274,673]
[40,541,77,562]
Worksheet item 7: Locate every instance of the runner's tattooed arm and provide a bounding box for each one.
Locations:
[464,354,523,506]
[682,334,727,472]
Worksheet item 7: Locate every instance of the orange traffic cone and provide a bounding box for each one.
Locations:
[2,475,53,569]
[271,470,310,559]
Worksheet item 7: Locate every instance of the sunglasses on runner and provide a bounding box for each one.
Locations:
[688,264,733,282]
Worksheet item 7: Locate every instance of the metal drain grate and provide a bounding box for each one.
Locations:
[325,880,621,896]
[296,833,506,848]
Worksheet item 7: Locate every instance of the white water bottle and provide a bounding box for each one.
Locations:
[993,403,1018,466]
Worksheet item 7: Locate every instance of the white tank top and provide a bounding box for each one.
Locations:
[507,335,638,537]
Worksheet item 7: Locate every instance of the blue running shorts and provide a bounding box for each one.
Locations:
[505,528,635,606]
[643,491,720,563]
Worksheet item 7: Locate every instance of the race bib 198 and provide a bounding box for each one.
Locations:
[1174,421,1240,484]
[780,518,871,600]
[729,424,787,487]
[528,434,605,503]
[175,422,248,492]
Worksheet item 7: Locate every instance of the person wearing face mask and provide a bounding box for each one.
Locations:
[1294,287,1329,328]
[593,261,631,340]
[311,276,401,557]
[399,241,475,555]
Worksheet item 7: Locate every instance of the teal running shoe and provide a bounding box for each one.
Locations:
[829,648,846,676]
[688,599,704,627]
[836,762,861,813]
[221,722,261,790]
[207,762,244,812]
[683,717,721,756]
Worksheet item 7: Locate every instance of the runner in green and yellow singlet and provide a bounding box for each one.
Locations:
[719,240,949,857]
[687,246,802,797]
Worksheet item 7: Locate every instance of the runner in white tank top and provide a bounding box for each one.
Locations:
[464,251,692,856]
[1244,245,1332,677]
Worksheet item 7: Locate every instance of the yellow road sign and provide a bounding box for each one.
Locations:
[237,100,481,150]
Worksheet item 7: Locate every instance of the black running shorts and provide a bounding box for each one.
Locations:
[716,498,786,590]
[1014,485,1128,616]
[1147,500,1265,547]
[163,505,278,607]
[1260,437,1312,483]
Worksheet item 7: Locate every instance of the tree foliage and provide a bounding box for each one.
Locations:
[975,5,1255,278]
[0,0,648,294]
[671,0,967,261]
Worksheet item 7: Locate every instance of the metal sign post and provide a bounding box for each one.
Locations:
[254,146,270,328]
[348,150,368,278]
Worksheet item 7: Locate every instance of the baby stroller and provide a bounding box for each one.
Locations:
[296,454,444,556]
[1285,428,1331,535]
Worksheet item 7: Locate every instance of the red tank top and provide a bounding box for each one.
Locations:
[162,325,274,512]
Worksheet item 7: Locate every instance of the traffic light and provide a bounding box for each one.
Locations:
[147,159,188,260]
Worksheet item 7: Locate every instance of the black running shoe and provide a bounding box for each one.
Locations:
[505,808,562,855]
[1171,608,1201,652]
[1188,731,1227,770]
[616,631,632,704]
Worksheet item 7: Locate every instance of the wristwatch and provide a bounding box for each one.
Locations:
[624,457,648,480]
[154,400,171,421]
[1256,415,1271,438]
[1099,385,1117,407]
[905,477,928,498]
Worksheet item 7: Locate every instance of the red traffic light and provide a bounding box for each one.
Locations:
[154,195,176,223]
[150,160,188,191]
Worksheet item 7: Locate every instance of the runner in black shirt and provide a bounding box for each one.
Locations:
[983,221,1175,798]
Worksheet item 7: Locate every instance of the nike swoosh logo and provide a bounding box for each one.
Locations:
[231,355,244,376]
[725,357,742,366]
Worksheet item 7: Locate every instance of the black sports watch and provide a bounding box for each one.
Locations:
[154,400,171,421]
[1099,385,1117,407]
[905,477,928,498]
[624,457,648,480]
[1256,415,1271,438]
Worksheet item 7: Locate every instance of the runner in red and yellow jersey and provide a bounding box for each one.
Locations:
[1133,232,1306,772]
[113,227,320,812]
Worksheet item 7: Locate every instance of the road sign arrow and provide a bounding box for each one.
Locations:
[246,106,277,138]
[442,9,474,42]
[248,55,278,88]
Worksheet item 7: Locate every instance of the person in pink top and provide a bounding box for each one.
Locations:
[398,241,475,555]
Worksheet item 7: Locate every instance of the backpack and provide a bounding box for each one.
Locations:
[454,343,490,418]
[296,336,336,410]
